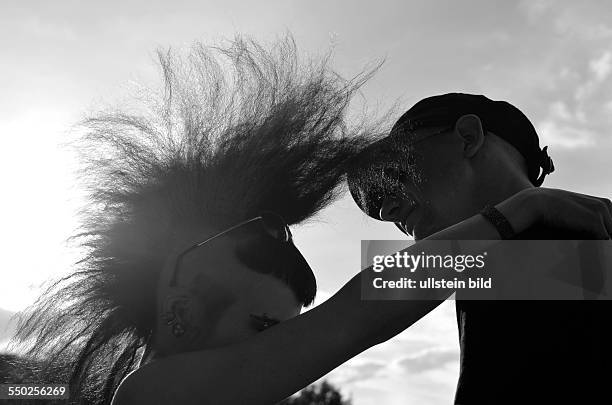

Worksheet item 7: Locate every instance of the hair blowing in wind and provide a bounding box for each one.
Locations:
[10,35,379,404]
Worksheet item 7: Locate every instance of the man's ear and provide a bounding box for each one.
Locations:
[455,114,485,158]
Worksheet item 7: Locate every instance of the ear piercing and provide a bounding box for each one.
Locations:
[161,311,186,337]
[172,323,185,337]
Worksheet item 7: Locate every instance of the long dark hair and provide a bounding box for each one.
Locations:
[12,35,379,404]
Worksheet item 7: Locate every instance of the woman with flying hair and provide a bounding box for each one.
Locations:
[12,36,612,405]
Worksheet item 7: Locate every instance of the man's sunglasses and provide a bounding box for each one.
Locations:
[168,211,293,286]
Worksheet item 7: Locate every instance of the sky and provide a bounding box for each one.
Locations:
[1,1,612,404]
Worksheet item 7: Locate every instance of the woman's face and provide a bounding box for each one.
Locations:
[155,228,305,354]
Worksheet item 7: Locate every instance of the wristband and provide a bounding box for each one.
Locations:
[480,205,516,240]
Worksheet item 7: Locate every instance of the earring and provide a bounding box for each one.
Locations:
[161,311,175,325]
[172,323,186,337]
[161,311,186,337]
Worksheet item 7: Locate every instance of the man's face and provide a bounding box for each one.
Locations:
[376,125,482,240]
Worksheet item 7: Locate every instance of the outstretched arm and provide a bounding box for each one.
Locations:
[114,188,612,405]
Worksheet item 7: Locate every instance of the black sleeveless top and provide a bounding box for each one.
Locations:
[454,227,612,404]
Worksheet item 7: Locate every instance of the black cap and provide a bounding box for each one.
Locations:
[346,93,555,220]
[391,93,554,186]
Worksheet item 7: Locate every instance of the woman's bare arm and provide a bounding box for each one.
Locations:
[113,188,612,405]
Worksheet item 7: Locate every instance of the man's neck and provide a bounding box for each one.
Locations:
[476,175,534,209]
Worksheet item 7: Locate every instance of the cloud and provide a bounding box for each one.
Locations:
[589,51,612,81]
[519,0,556,22]
[482,5,612,152]
[519,0,612,40]
[538,120,595,148]
[575,50,612,103]
[536,48,612,150]
[329,359,387,385]
[397,347,459,374]
[537,101,595,148]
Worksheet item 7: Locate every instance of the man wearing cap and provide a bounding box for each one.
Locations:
[347,93,611,403]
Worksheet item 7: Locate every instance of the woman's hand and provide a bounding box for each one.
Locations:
[497,187,612,239]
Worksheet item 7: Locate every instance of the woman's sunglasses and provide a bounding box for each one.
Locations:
[169,211,293,286]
